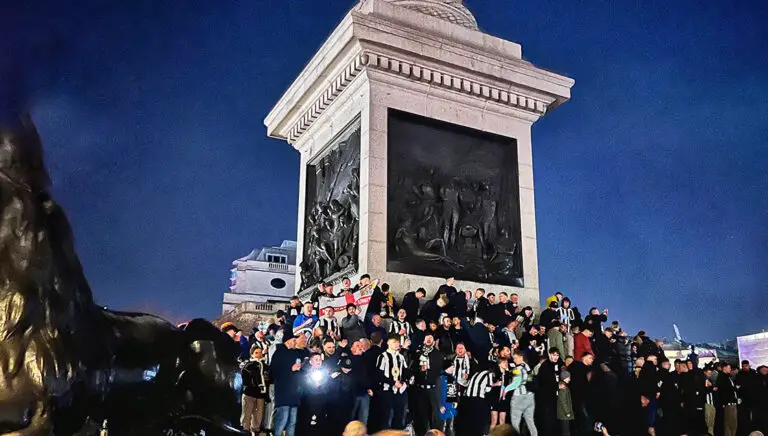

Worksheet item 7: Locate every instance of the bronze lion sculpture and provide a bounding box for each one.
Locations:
[0,116,245,436]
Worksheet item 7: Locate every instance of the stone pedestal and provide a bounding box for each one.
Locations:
[264,0,574,308]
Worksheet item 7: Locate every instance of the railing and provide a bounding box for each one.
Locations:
[268,262,289,271]
[231,301,290,316]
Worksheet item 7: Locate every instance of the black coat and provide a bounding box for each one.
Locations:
[401,292,421,323]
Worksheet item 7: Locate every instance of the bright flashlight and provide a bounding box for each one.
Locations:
[310,369,325,384]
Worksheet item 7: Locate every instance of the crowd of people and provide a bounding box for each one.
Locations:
[219,274,768,436]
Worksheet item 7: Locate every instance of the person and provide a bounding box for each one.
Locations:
[389,308,413,346]
[569,352,594,436]
[374,337,410,431]
[490,357,512,431]
[556,297,581,331]
[573,327,594,364]
[536,348,562,436]
[583,308,608,332]
[413,333,444,435]
[270,336,307,436]
[367,314,387,338]
[242,344,269,436]
[402,288,426,324]
[292,302,318,337]
[343,420,367,436]
[716,362,739,436]
[298,352,331,435]
[539,300,559,330]
[317,305,340,340]
[736,360,757,434]
[458,366,496,436]
[338,277,353,297]
[509,349,537,436]
[557,369,573,436]
[472,288,490,321]
[341,303,367,343]
[547,321,567,359]
[592,327,616,366]
[438,365,459,436]
[346,340,372,425]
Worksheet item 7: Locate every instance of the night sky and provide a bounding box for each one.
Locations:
[2,0,766,342]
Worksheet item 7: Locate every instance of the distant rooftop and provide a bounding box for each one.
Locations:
[236,240,297,265]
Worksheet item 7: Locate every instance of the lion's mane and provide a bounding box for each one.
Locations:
[0,117,96,403]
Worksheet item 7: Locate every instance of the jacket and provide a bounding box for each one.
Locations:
[270,345,307,407]
[438,374,458,420]
[548,328,566,358]
[340,314,366,343]
[557,384,574,420]
[242,359,269,399]
[573,333,593,361]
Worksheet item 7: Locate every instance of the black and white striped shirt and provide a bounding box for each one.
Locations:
[465,370,495,399]
[389,320,412,344]
[317,316,340,338]
[376,350,408,394]
[454,355,472,387]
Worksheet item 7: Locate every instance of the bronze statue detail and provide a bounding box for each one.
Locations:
[301,124,360,290]
[386,110,524,287]
[0,116,245,435]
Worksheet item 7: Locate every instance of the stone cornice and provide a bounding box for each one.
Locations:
[283,50,553,144]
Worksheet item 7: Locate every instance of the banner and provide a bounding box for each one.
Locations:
[317,280,377,323]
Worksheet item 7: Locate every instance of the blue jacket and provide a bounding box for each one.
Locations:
[292,313,318,334]
[438,374,457,420]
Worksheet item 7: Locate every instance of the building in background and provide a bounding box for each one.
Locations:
[738,331,768,367]
[219,240,296,330]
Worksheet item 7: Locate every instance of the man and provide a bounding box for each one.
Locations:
[547,321,567,359]
[389,308,413,346]
[735,360,757,434]
[348,341,373,424]
[292,302,318,337]
[509,293,520,314]
[366,314,387,338]
[716,362,738,436]
[436,277,458,300]
[242,344,269,436]
[472,288,490,322]
[354,273,377,293]
[298,352,331,435]
[593,327,616,366]
[538,300,559,330]
[573,327,594,363]
[536,348,562,436]
[338,276,353,296]
[420,295,449,325]
[341,304,367,343]
[569,352,594,436]
[449,342,475,397]
[412,333,444,435]
[509,349,537,436]
[374,337,410,431]
[457,366,496,436]
[556,297,581,331]
[317,305,340,340]
[270,336,307,436]
[402,287,426,324]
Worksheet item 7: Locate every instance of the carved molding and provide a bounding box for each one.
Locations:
[287,50,551,144]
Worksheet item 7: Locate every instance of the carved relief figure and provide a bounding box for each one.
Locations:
[301,125,361,289]
[387,110,524,287]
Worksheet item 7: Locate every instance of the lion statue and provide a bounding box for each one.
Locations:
[0,117,244,436]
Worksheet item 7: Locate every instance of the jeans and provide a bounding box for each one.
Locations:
[274,406,298,436]
[510,392,537,436]
[351,394,370,424]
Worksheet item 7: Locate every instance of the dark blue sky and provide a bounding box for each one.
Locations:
[3,0,767,342]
